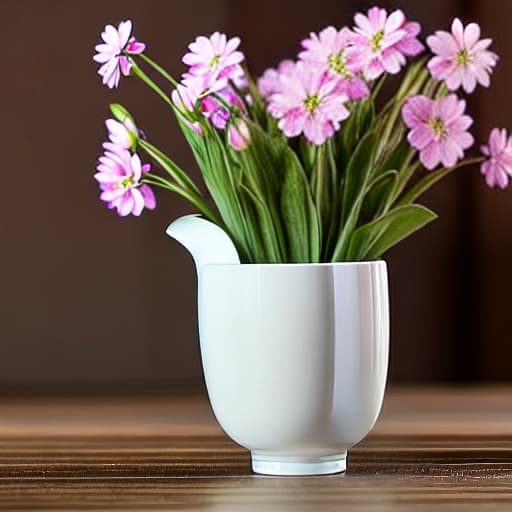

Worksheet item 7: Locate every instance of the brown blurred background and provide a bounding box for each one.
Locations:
[0,0,510,390]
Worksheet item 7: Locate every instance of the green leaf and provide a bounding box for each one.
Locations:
[346,204,437,261]
[239,183,280,262]
[359,170,398,225]
[280,147,321,262]
[331,130,378,261]
[340,130,378,224]
[235,122,290,260]
[341,98,375,157]
[375,137,409,176]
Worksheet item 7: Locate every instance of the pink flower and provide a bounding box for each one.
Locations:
[268,62,350,145]
[95,146,156,216]
[299,26,369,100]
[182,32,245,88]
[172,77,205,135]
[352,7,424,80]
[402,94,474,170]
[105,118,138,149]
[93,20,145,89]
[228,119,250,150]
[427,18,498,94]
[257,60,295,99]
[480,128,512,189]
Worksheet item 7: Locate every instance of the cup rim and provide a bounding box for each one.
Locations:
[202,260,386,268]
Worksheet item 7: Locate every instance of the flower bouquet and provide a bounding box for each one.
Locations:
[92,8,509,476]
[93,8,504,265]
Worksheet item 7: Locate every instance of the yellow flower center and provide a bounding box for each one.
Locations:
[304,94,321,114]
[456,48,471,66]
[121,176,134,188]
[429,117,447,139]
[328,51,352,78]
[372,30,385,52]
[210,55,221,68]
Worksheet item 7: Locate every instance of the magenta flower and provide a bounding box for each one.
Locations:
[173,72,245,132]
[182,32,245,88]
[402,94,474,170]
[427,18,498,94]
[93,20,145,89]
[257,60,295,99]
[201,87,245,129]
[299,26,369,100]
[480,128,512,189]
[105,118,138,150]
[95,146,156,216]
[228,120,250,151]
[352,7,424,80]
[268,62,350,145]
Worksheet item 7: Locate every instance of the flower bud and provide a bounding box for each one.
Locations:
[228,119,250,151]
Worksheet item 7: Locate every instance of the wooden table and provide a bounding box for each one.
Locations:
[0,387,511,510]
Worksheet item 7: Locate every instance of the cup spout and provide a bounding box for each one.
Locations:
[166,214,240,271]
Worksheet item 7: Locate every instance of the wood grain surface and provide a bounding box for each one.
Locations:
[0,387,511,510]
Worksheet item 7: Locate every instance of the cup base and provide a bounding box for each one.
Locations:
[251,452,347,476]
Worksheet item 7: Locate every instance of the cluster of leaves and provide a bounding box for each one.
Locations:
[172,61,473,263]
[138,61,475,263]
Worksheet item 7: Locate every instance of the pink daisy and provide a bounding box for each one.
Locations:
[480,128,512,189]
[267,62,350,145]
[172,76,207,135]
[182,32,245,88]
[402,94,474,170]
[299,26,369,100]
[93,20,145,89]
[427,18,498,94]
[257,60,295,99]
[352,7,424,80]
[95,146,156,216]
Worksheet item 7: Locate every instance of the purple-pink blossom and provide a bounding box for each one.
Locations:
[427,18,498,94]
[95,146,156,216]
[402,94,474,170]
[299,26,369,100]
[267,61,350,145]
[93,20,145,89]
[352,7,424,80]
[480,128,512,189]
[172,71,246,132]
[201,87,245,129]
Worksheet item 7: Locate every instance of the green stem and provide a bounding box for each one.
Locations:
[371,73,387,101]
[139,138,202,196]
[395,156,485,207]
[143,173,220,224]
[130,60,176,112]
[136,53,178,87]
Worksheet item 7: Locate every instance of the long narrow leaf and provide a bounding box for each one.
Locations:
[346,204,437,260]
[331,131,378,261]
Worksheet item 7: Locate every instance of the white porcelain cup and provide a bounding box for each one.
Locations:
[198,261,389,476]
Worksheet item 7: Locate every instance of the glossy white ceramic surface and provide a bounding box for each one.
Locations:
[167,216,390,476]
